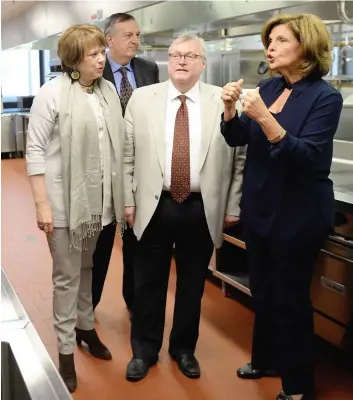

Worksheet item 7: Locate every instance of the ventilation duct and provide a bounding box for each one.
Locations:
[337,0,353,24]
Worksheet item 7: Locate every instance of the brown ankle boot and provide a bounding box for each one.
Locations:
[75,328,112,360]
[59,353,77,393]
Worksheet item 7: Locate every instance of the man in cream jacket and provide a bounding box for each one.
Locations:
[124,34,246,381]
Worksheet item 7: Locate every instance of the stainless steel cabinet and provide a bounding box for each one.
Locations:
[1,115,16,154]
[14,115,25,153]
[201,50,241,88]
[140,48,270,89]
[138,50,169,83]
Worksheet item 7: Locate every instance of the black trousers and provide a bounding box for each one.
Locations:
[245,226,328,395]
[131,192,214,364]
[91,222,137,310]
[91,222,116,309]
[122,226,138,309]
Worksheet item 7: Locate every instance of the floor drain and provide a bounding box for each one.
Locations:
[25,235,36,241]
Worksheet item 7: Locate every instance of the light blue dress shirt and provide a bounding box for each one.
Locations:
[106,52,137,94]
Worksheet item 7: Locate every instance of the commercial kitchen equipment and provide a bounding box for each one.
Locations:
[212,133,353,352]
[1,268,71,400]
[1,114,17,157]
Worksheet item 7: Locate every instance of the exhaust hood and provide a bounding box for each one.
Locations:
[94,0,353,44]
[9,1,353,50]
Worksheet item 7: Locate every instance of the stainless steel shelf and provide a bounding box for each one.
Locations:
[324,75,353,81]
[213,270,251,296]
[223,233,246,249]
[212,232,250,294]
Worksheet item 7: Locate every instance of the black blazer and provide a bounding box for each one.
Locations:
[103,56,159,90]
[221,75,343,240]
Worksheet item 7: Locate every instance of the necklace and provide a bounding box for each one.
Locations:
[79,81,94,94]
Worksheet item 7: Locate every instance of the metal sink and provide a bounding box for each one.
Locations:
[1,342,31,400]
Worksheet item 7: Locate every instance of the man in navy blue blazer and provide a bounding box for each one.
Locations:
[221,13,343,400]
[91,13,159,313]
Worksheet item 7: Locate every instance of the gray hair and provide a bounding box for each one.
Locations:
[104,13,135,36]
[169,35,207,60]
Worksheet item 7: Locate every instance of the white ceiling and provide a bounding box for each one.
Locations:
[1,1,36,22]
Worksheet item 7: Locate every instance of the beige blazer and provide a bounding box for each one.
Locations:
[124,81,246,248]
[26,75,125,228]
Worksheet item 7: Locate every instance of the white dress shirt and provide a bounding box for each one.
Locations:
[164,80,202,192]
[85,93,114,227]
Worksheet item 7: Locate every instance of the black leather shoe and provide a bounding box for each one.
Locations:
[59,353,77,393]
[170,353,200,379]
[276,391,316,400]
[237,363,279,379]
[75,328,112,360]
[126,358,151,381]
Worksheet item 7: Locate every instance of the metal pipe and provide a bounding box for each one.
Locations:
[337,0,353,24]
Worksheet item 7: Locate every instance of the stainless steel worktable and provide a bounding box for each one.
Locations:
[331,160,353,206]
[1,268,71,400]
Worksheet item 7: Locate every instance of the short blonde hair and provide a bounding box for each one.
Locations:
[58,24,106,73]
[261,13,332,77]
[169,35,207,59]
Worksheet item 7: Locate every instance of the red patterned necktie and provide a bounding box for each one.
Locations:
[119,66,133,116]
[170,95,190,203]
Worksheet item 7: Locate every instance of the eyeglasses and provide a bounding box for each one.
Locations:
[169,53,203,63]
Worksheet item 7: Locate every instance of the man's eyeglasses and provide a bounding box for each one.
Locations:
[169,53,203,63]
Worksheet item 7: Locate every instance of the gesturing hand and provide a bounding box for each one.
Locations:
[221,79,243,120]
[241,87,269,122]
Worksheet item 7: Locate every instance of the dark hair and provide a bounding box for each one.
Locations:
[104,13,135,36]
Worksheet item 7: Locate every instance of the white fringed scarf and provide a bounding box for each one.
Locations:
[59,74,125,250]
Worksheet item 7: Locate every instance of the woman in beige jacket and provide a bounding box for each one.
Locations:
[26,24,125,393]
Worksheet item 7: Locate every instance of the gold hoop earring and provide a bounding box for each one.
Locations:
[71,70,80,80]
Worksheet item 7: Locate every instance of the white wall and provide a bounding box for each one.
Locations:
[1,1,159,50]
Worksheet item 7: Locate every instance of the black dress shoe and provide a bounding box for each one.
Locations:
[170,353,200,379]
[75,328,112,360]
[276,391,316,400]
[237,363,278,379]
[126,358,151,381]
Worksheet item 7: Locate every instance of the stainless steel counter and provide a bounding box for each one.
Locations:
[331,160,353,206]
[1,268,71,400]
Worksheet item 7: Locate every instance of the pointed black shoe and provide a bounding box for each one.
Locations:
[75,328,112,360]
[237,363,279,379]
